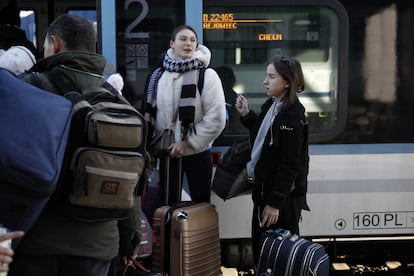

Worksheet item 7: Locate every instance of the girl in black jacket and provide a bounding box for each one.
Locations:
[235,56,310,264]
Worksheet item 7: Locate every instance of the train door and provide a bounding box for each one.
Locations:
[98,0,189,109]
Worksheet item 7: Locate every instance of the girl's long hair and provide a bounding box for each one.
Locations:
[268,56,305,111]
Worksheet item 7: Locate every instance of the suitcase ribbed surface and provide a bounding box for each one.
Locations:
[257,229,329,276]
[152,202,221,276]
[152,206,172,272]
[172,222,220,275]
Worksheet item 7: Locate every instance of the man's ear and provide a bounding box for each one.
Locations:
[50,35,62,54]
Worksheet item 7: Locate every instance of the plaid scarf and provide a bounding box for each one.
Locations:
[144,53,205,139]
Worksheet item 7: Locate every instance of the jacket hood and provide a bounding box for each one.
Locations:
[0,45,36,75]
[30,51,106,75]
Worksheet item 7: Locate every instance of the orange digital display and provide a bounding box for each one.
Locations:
[202,13,283,40]
[203,13,282,24]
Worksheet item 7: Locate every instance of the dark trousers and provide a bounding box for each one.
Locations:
[251,194,302,266]
[9,254,112,276]
[160,150,212,204]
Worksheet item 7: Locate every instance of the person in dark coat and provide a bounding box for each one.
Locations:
[8,14,140,276]
[235,56,310,265]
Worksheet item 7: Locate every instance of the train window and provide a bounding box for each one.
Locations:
[68,10,97,30]
[18,9,96,53]
[112,0,185,109]
[19,10,36,46]
[203,3,348,143]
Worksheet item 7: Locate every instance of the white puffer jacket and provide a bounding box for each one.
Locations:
[155,45,226,155]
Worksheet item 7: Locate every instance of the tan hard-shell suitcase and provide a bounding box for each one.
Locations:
[152,157,221,276]
[153,202,221,276]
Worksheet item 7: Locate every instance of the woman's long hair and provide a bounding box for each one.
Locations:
[268,56,305,111]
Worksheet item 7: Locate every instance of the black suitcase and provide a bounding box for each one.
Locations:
[152,157,221,276]
[257,229,329,276]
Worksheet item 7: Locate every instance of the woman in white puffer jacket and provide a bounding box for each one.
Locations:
[144,25,226,204]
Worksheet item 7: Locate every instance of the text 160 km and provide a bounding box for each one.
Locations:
[353,211,414,229]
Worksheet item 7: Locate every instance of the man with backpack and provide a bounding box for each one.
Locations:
[9,14,142,276]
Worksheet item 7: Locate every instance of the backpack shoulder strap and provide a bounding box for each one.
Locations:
[47,68,122,99]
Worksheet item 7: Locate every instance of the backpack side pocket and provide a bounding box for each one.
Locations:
[70,148,144,210]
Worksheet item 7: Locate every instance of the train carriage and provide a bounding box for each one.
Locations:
[3,0,414,273]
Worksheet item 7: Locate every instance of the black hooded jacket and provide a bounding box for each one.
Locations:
[241,97,309,210]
